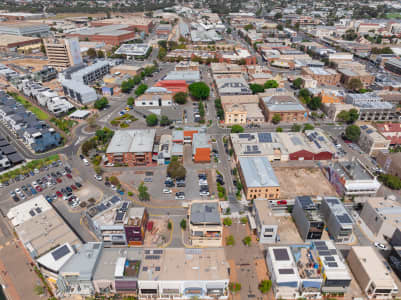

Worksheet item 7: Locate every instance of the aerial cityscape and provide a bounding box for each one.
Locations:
[1,0,401,299]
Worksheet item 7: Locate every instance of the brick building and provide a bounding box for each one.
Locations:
[260,94,308,123]
[301,67,341,86]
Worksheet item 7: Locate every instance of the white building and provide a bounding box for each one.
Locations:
[252,199,278,243]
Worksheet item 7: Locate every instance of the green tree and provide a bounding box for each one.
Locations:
[272,113,281,124]
[94,97,108,110]
[223,217,232,226]
[188,82,210,100]
[121,80,133,93]
[87,48,97,58]
[242,236,252,246]
[180,219,187,230]
[240,216,248,224]
[291,123,302,132]
[97,50,105,58]
[244,23,254,31]
[303,123,315,131]
[348,78,363,91]
[307,96,322,110]
[250,83,265,94]
[337,110,350,123]
[264,80,279,89]
[276,127,283,132]
[138,182,150,201]
[167,160,186,179]
[258,280,272,294]
[292,77,304,89]
[173,92,187,104]
[226,235,235,246]
[231,125,244,133]
[277,24,283,31]
[127,97,134,106]
[160,115,170,126]
[345,125,361,142]
[146,114,158,126]
[349,108,359,123]
[343,29,357,41]
[198,101,205,118]
[167,220,172,230]
[379,173,401,190]
[135,84,148,96]
[229,282,241,293]
[34,285,44,295]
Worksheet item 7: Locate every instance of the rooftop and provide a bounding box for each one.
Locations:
[0,34,40,46]
[332,160,374,181]
[36,243,75,273]
[239,156,280,188]
[107,129,156,154]
[253,200,278,225]
[323,197,353,228]
[190,202,221,225]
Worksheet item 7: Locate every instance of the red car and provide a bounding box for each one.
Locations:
[56,191,62,198]
[277,200,287,205]
[56,178,62,183]
[35,186,42,192]
[71,184,77,190]
[66,174,72,179]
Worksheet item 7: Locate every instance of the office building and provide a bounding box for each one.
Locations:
[320,197,353,243]
[260,94,307,123]
[358,124,390,156]
[44,38,83,70]
[252,200,278,243]
[67,25,136,46]
[324,160,381,196]
[347,246,398,299]
[134,87,173,107]
[345,93,396,121]
[360,197,401,239]
[7,195,81,258]
[115,43,151,59]
[106,129,156,167]
[188,201,222,247]
[292,196,325,241]
[238,156,280,200]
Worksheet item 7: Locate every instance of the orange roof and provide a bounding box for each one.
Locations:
[194,148,211,162]
[184,130,198,138]
[154,80,188,94]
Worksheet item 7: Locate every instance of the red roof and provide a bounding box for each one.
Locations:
[376,123,401,133]
[154,80,188,94]
[194,148,211,163]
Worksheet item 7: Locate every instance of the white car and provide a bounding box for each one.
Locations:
[200,191,210,196]
[34,168,39,174]
[111,185,117,191]
[374,242,387,250]
[162,188,172,194]
[15,188,22,195]
[83,158,90,166]
[199,179,208,186]
[94,174,103,181]
[175,195,185,200]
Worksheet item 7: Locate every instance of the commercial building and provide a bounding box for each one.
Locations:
[86,197,148,246]
[238,156,280,200]
[375,123,401,145]
[320,197,353,243]
[266,246,323,299]
[0,34,41,52]
[115,43,151,59]
[347,246,398,299]
[106,129,156,167]
[155,24,172,37]
[154,80,188,94]
[214,75,251,96]
[230,130,335,162]
[61,79,98,104]
[376,151,401,179]
[311,241,352,294]
[91,17,154,34]
[292,196,325,241]
[384,58,401,75]
[360,197,401,239]
[7,195,81,258]
[164,71,200,84]
[188,201,222,247]
[67,25,136,46]
[252,199,278,243]
[134,87,173,107]
[220,95,264,125]
[338,68,374,88]
[37,243,76,280]
[301,67,341,86]
[324,160,381,196]
[0,12,46,21]
[210,63,245,76]
[345,93,396,121]
[44,38,83,70]
[260,94,307,123]
[0,22,50,37]
[192,133,211,163]
[358,124,390,156]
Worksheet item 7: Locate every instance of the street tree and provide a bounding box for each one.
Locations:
[173,92,187,104]
[146,114,158,126]
[250,83,265,94]
[264,80,279,89]
[231,125,244,133]
[94,97,108,110]
[345,125,361,142]
[292,77,304,89]
[167,160,186,179]
[188,82,210,100]
[135,84,148,96]
[258,280,272,294]
[272,113,281,124]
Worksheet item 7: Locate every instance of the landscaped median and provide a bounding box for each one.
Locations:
[8,92,50,121]
[0,154,59,183]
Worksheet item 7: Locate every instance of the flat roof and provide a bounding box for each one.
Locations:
[323,197,354,228]
[7,194,52,226]
[253,200,278,225]
[107,129,156,154]
[332,160,374,181]
[239,156,280,188]
[36,243,75,273]
[190,202,221,225]
[0,34,40,46]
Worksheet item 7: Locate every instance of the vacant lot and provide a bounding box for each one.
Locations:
[9,58,49,72]
[274,167,338,199]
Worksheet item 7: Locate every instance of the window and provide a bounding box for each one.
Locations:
[264,228,274,232]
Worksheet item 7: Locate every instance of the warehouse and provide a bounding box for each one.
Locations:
[0,34,41,52]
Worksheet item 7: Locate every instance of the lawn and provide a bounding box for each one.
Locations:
[11,93,50,121]
[386,13,401,19]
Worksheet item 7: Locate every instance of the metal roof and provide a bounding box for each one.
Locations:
[190,202,221,225]
[106,129,155,154]
[238,156,280,187]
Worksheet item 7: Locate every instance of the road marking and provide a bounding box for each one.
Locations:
[74,136,83,146]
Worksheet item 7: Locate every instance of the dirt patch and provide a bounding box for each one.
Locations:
[75,183,103,203]
[276,216,304,244]
[143,217,169,247]
[274,167,338,199]
[8,58,49,72]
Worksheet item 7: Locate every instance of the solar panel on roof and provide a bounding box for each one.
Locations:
[338,214,353,224]
[273,248,290,261]
[155,266,161,271]
[326,198,340,205]
[121,202,129,211]
[314,241,326,246]
[142,266,148,271]
[51,245,71,261]
[29,210,35,217]
[258,132,272,143]
[325,256,335,262]
[153,250,163,254]
[238,133,250,139]
[115,211,125,222]
[145,255,160,260]
[35,207,42,214]
[327,262,338,267]
[278,268,294,274]
[314,140,321,149]
[145,250,150,254]
[318,250,330,256]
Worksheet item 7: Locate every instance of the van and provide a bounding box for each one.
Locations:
[83,158,90,166]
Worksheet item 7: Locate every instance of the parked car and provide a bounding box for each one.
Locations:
[162,188,172,194]
[374,242,387,250]
[83,158,90,166]
[94,174,103,181]
[75,182,82,188]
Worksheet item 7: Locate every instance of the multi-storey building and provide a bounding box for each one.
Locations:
[44,38,83,70]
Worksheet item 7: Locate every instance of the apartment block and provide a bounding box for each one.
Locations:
[44,38,83,70]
